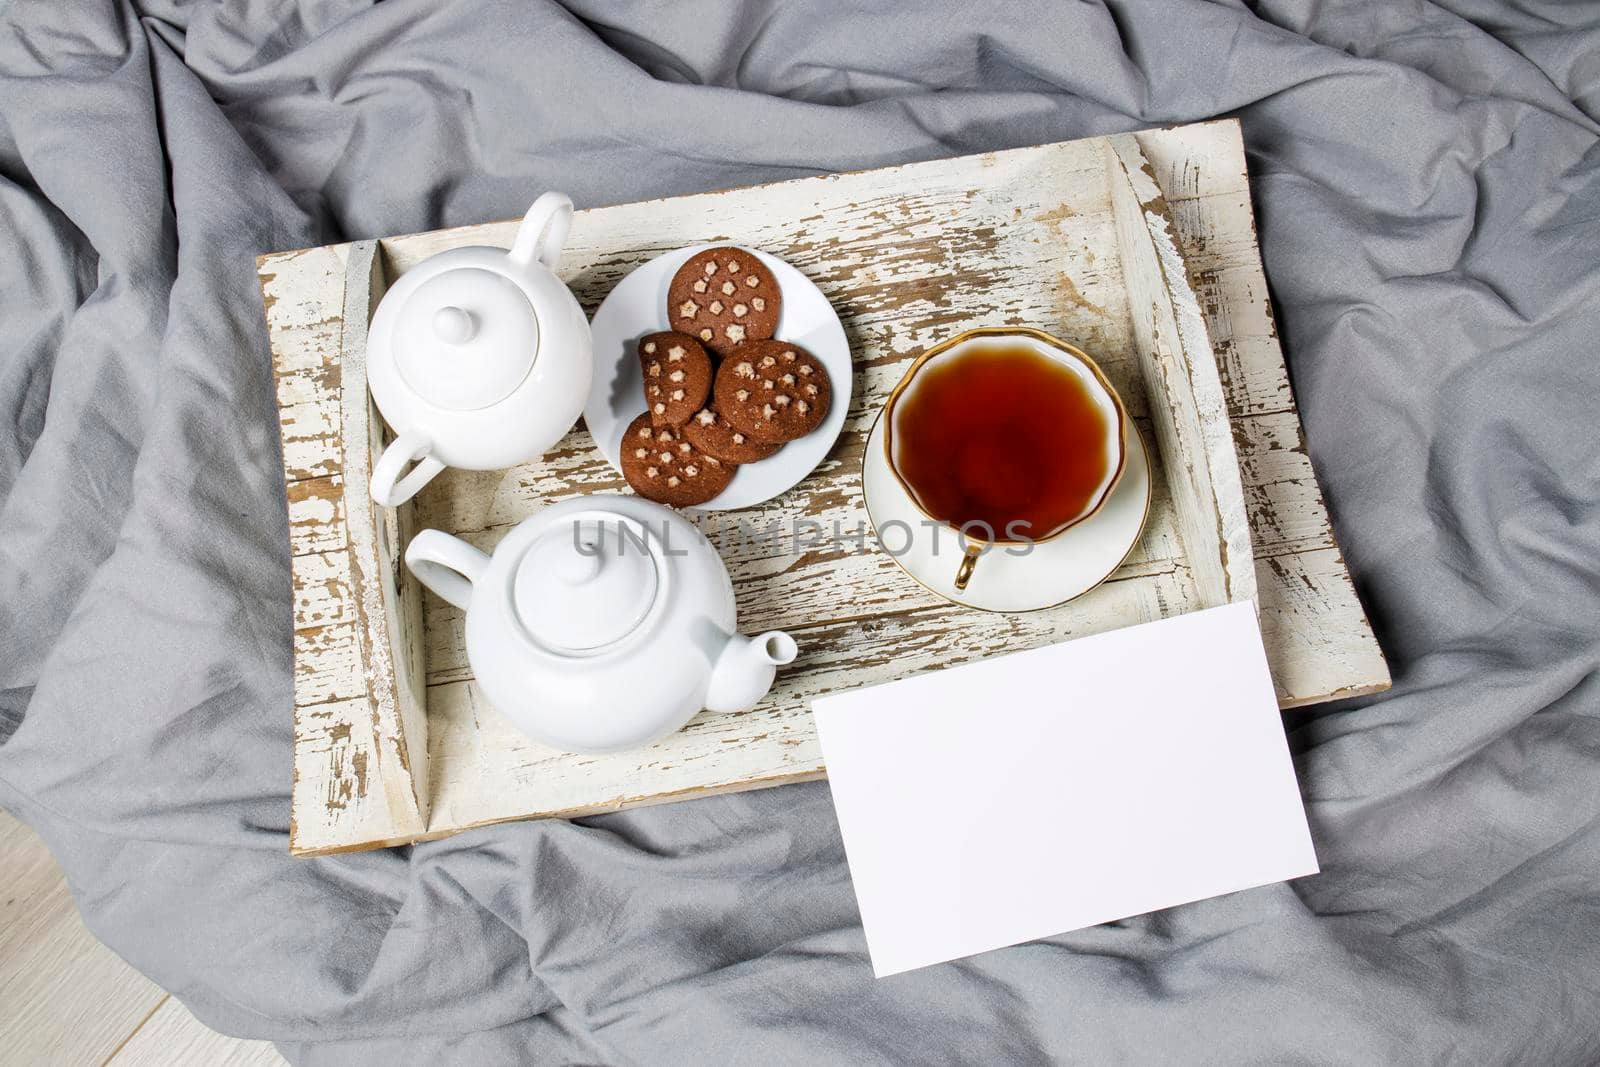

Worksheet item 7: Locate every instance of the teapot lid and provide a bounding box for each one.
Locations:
[512,514,661,653]
[393,266,538,411]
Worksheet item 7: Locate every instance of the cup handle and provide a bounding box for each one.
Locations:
[507,191,573,270]
[404,529,490,611]
[954,541,982,591]
[370,430,445,507]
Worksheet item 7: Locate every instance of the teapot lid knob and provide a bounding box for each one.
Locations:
[557,540,604,585]
[513,515,660,653]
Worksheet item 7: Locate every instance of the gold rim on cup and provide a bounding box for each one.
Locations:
[880,326,1131,591]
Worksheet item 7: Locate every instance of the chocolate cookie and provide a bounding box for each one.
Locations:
[619,412,735,507]
[639,331,711,427]
[713,339,832,444]
[667,247,781,357]
[682,406,783,464]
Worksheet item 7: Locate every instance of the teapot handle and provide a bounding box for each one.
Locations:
[405,529,490,611]
[508,191,573,270]
[370,429,445,507]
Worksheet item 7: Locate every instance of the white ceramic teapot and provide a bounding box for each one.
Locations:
[367,192,593,506]
[404,495,798,754]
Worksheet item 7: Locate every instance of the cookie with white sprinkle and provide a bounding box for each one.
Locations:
[712,339,831,444]
[638,331,711,427]
[666,247,781,358]
[682,406,782,464]
[619,412,735,507]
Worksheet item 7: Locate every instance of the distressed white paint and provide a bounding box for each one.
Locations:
[335,242,429,837]
[261,118,1390,854]
[1107,134,1255,607]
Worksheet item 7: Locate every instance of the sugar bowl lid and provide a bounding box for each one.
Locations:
[512,513,662,654]
[392,265,539,411]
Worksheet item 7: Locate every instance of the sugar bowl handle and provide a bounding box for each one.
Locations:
[508,191,573,270]
[405,529,490,610]
[370,429,445,507]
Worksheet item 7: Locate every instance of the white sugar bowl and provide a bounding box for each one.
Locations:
[367,192,593,506]
[404,495,798,754]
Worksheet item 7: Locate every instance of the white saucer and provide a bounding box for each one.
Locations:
[585,244,852,511]
[862,416,1152,612]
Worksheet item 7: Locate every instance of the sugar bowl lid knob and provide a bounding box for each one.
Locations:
[393,267,539,412]
[431,305,477,345]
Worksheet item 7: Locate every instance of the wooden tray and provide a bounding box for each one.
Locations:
[261,119,1389,855]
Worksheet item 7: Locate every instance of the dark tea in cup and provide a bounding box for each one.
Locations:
[883,329,1126,588]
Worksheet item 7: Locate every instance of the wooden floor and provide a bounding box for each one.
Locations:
[0,810,288,1066]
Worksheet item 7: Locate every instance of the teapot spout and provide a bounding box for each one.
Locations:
[704,631,798,714]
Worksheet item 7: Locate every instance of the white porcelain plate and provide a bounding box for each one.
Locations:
[585,244,852,511]
[862,415,1152,612]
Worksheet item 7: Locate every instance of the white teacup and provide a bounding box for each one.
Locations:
[881,327,1127,590]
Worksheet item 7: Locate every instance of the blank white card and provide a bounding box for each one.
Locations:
[811,601,1318,977]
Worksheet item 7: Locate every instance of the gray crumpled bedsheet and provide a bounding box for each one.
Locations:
[3,1,1598,1063]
